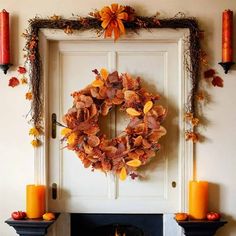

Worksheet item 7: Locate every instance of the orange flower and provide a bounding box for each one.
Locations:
[21,77,28,84]
[99,3,128,40]
[25,92,33,100]
[31,139,41,147]
[185,131,199,143]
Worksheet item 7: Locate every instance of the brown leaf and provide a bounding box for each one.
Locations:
[204,69,215,78]
[102,159,112,171]
[80,95,93,107]
[102,146,117,154]
[133,135,143,146]
[124,90,139,101]
[134,123,147,135]
[107,71,119,83]
[90,104,98,118]
[82,158,92,168]
[99,86,108,98]
[87,135,100,147]
[142,139,152,149]
[127,117,142,129]
[101,102,112,116]
[122,73,140,90]
[145,115,160,129]
[128,151,139,160]
[212,76,223,87]
[83,144,93,155]
[112,97,123,105]
[83,124,100,135]
[76,101,85,109]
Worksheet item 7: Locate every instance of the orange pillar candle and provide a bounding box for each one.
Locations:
[222,10,233,62]
[0,9,10,65]
[189,181,208,219]
[26,185,46,219]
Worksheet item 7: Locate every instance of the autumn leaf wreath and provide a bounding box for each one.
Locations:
[61,69,167,181]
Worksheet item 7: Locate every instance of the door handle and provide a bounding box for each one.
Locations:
[52,183,57,200]
[51,113,57,139]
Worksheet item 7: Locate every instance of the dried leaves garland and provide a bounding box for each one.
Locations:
[61,69,167,180]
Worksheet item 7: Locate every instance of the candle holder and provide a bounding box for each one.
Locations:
[0,63,12,74]
[219,61,235,74]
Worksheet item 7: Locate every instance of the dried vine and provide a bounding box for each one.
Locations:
[23,13,201,131]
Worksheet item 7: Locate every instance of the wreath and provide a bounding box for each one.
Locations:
[61,68,167,180]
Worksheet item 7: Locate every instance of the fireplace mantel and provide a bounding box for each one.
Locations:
[5,216,59,236]
[176,219,227,236]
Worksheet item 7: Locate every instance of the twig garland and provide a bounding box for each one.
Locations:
[23,15,201,130]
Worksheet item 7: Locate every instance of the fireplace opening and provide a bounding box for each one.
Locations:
[71,213,163,236]
[94,224,144,236]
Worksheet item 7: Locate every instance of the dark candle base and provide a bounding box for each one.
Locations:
[219,61,235,74]
[0,63,12,74]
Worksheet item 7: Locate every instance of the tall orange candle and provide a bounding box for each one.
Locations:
[222,10,233,62]
[0,9,10,64]
[26,185,46,219]
[189,181,208,220]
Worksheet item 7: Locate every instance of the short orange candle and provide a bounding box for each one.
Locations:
[26,185,46,219]
[189,181,208,220]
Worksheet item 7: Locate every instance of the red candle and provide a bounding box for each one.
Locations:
[0,9,10,65]
[222,10,233,62]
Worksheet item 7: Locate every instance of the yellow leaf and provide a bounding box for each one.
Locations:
[143,101,153,114]
[61,128,72,136]
[29,127,40,137]
[126,159,142,167]
[67,133,77,145]
[92,79,104,87]
[31,139,41,147]
[100,68,109,80]
[126,108,141,117]
[119,167,127,181]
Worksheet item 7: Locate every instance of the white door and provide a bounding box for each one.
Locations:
[46,29,190,215]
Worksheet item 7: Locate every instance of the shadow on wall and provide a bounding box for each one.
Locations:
[209,183,236,236]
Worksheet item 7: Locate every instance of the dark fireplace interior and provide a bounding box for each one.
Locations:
[71,213,163,236]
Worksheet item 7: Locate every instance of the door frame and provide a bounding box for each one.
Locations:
[36,28,193,211]
[36,28,193,235]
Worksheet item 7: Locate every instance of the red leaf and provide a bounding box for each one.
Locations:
[212,76,223,87]
[8,77,20,87]
[204,69,215,78]
[17,66,27,74]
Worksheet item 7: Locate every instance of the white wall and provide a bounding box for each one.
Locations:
[0,0,236,235]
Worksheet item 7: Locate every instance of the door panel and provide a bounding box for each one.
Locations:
[48,38,180,213]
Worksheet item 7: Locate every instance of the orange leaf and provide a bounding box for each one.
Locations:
[92,79,104,87]
[119,167,127,181]
[25,92,33,100]
[100,68,109,80]
[126,159,142,167]
[126,108,141,116]
[143,101,153,114]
